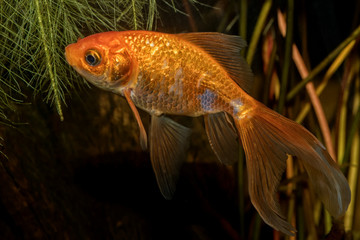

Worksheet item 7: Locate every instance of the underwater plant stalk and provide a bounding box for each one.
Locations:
[263,34,277,105]
[286,24,360,101]
[337,59,356,165]
[34,0,63,120]
[303,188,318,239]
[278,9,335,159]
[147,0,156,30]
[246,0,272,65]
[344,128,359,231]
[286,156,296,240]
[131,0,138,29]
[182,0,197,32]
[239,0,247,41]
[297,202,305,240]
[341,55,360,165]
[342,98,360,165]
[344,77,360,230]
[237,148,245,239]
[295,40,356,123]
[277,0,293,113]
[252,213,261,240]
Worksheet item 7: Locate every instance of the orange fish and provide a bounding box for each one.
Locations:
[65,31,350,235]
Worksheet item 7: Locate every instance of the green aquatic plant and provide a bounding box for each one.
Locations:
[0,0,196,121]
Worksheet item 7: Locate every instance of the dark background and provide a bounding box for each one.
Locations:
[1,0,359,239]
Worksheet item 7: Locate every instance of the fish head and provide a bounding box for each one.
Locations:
[65,32,135,92]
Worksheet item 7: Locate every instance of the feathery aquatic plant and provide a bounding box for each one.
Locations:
[0,0,198,121]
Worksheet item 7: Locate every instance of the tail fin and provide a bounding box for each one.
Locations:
[234,102,350,235]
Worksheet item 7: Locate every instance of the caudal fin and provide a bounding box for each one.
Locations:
[234,102,351,235]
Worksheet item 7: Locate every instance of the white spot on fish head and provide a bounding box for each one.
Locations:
[166,41,170,47]
[146,39,149,45]
[198,89,217,112]
[150,42,154,47]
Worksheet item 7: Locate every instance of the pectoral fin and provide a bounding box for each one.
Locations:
[124,89,147,150]
[204,112,239,165]
[150,115,191,199]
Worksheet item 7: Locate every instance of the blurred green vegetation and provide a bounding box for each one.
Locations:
[0,0,359,239]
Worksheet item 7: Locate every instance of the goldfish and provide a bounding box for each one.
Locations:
[65,31,350,235]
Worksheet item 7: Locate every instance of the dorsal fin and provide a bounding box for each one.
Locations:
[177,32,254,93]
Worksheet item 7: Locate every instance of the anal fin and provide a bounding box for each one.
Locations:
[204,112,239,165]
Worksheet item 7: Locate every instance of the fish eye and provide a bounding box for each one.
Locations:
[85,49,101,66]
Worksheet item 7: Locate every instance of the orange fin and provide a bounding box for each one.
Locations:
[177,32,254,93]
[234,102,350,235]
[124,89,147,150]
[150,115,191,199]
[204,112,239,165]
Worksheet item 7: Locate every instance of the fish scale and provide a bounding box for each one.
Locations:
[122,32,241,116]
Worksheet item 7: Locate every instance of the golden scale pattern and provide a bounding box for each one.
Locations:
[122,32,244,117]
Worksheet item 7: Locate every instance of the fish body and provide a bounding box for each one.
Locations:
[67,31,251,117]
[65,31,350,235]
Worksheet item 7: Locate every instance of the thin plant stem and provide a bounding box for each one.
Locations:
[263,33,277,105]
[286,156,296,240]
[297,199,305,240]
[342,99,360,165]
[277,9,336,160]
[344,73,360,230]
[338,58,357,165]
[277,0,293,113]
[303,188,318,240]
[237,147,245,239]
[306,84,336,159]
[246,0,272,65]
[182,0,197,32]
[341,57,360,166]
[253,213,261,240]
[286,24,360,101]
[34,0,63,120]
[344,131,359,231]
[295,40,356,123]
[131,0,138,30]
[324,211,332,234]
[239,0,247,41]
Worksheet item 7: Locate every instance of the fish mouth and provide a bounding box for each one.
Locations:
[64,46,72,66]
[64,43,78,67]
